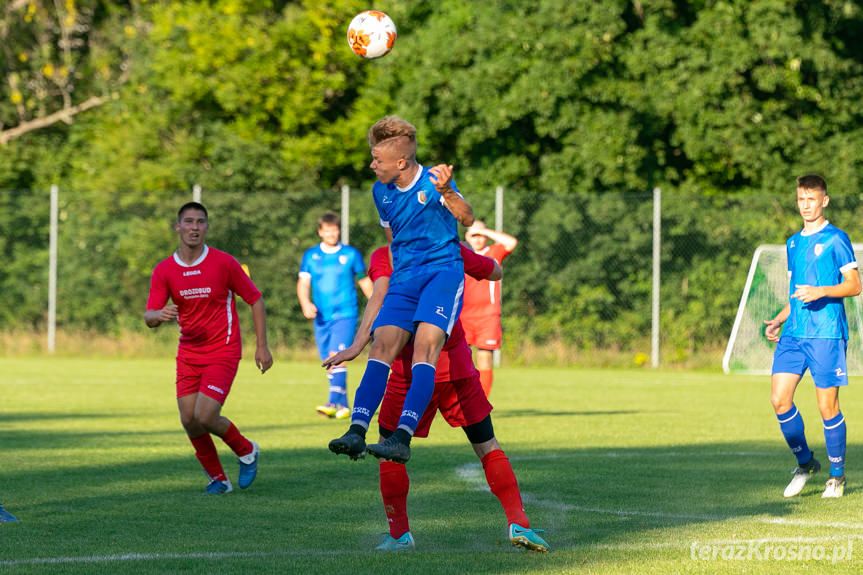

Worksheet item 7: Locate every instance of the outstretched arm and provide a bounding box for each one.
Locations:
[478,228,518,252]
[322,275,389,368]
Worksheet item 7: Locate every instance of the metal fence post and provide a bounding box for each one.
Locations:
[493,186,503,368]
[48,185,58,354]
[341,185,350,245]
[651,187,661,368]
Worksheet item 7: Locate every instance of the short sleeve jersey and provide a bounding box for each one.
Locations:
[372,165,463,285]
[368,245,495,382]
[299,243,366,321]
[784,221,857,339]
[461,243,512,321]
[146,246,262,361]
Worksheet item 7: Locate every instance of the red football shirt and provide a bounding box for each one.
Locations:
[146,246,262,362]
[461,243,511,321]
[368,244,494,382]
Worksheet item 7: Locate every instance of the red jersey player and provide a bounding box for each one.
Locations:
[461,220,518,397]
[145,202,273,495]
[324,244,549,552]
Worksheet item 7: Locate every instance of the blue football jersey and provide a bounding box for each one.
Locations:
[299,243,366,321]
[372,165,463,284]
[784,222,857,339]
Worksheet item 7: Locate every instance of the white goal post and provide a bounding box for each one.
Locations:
[723,244,863,374]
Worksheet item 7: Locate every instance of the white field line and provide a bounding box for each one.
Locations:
[455,456,863,531]
[3,450,858,567]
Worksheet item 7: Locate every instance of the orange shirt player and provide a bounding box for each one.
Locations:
[460,220,518,397]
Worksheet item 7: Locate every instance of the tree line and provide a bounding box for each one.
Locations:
[2,1,863,363]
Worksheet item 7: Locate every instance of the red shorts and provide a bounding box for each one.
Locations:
[378,371,493,438]
[176,356,239,404]
[461,315,502,350]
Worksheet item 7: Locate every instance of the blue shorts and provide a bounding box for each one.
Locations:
[772,336,848,388]
[314,316,357,360]
[372,265,464,337]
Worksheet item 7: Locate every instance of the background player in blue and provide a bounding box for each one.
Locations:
[298,212,373,419]
[764,174,861,499]
[329,115,474,463]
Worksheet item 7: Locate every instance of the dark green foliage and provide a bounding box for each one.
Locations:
[3,1,863,361]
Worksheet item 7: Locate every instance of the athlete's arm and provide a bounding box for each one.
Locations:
[477,228,518,253]
[145,305,177,328]
[791,267,862,303]
[322,275,389,368]
[429,164,474,227]
[250,298,273,374]
[358,276,374,299]
[763,303,790,343]
[296,274,317,319]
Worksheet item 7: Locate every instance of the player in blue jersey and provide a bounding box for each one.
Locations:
[298,212,373,419]
[329,115,474,463]
[764,174,861,499]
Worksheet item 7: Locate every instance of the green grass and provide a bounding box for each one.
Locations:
[1,358,862,574]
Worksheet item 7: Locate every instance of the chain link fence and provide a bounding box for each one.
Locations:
[4,187,863,367]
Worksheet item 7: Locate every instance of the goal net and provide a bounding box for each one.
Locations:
[723,244,863,374]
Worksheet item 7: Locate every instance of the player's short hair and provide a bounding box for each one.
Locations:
[318,212,340,228]
[177,201,208,221]
[796,174,827,195]
[368,116,417,160]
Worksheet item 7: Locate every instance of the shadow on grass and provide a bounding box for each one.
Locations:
[3,436,859,574]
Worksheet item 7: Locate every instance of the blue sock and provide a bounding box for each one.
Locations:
[823,411,846,477]
[397,363,436,434]
[329,367,348,406]
[350,359,391,429]
[777,405,812,465]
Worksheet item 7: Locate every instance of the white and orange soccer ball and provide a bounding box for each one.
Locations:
[347,10,397,59]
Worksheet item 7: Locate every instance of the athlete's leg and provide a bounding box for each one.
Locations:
[399,322,445,433]
[816,386,846,479]
[179,393,227,482]
[771,372,814,464]
[376,430,412,539]
[475,349,494,396]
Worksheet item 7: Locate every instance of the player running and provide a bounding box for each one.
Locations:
[763,175,861,498]
[328,115,473,464]
[145,202,273,495]
[325,243,549,552]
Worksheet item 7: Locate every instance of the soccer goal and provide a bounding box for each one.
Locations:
[723,244,863,374]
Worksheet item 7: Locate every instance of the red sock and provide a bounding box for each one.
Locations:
[479,369,493,397]
[189,433,227,481]
[379,461,410,538]
[219,421,253,457]
[481,449,529,527]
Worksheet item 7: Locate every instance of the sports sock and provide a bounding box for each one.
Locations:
[329,367,348,406]
[396,363,436,433]
[379,461,410,538]
[189,433,227,481]
[351,359,391,427]
[481,449,529,527]
[823,411,846,477]
[776,405,812,465]
[220,421,253,457]
[479,369,493,397]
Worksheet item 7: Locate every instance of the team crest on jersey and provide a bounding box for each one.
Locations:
[339,255,348,265]
[814,243,824,256]
[417,191,427,205]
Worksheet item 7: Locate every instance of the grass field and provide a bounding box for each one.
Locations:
[2,357,862,574]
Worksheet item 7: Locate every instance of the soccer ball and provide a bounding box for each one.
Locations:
[347,10,397,59]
